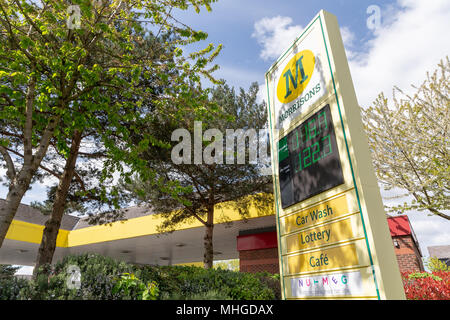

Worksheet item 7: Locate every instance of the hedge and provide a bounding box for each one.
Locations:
[4,256,449,300]
[401,271,450,300]
[0,253,280,300]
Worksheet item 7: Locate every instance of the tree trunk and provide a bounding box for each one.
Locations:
[33,130,82,277]
[203,205,214,269]
[0,74,36,248]
[0,171,34,247]
[0,116,60,248]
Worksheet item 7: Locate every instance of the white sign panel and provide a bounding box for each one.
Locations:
[269,24,328,131]
[290,271,365,297]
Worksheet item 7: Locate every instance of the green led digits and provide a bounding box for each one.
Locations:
[312,142,320,163]
[303,147,311,168]
[322,134,332,157]
[288,107,334,173]
[278,104,344,208]
[308,118,317,139]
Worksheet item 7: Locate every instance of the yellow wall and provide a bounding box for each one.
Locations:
[5,198,274,248]
[6,219,69,247]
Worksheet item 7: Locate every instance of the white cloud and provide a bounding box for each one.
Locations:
[251,16,303,61]
[349,0,450,107]
[340,26,356,48]
[339,26,357,60]
[406,211,450,256]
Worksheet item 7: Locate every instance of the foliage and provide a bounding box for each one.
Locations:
[0,253,280,300]
[425,256,449,272]
[0,0,222,248]
[401,271,450,300]
[361,57,449,220]
[213,259,239,271]
[0,264,31,300]
[137,264,277,300]
[125,82,272,224]
[255,272,282,300]
[408,272,442,281]
[27,30,218,224]
[25,253,134,299]
[112,273,159,300]
[0,264,19,278]
[0,276,30,300]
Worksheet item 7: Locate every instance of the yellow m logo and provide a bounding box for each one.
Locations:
[277,50,315,104]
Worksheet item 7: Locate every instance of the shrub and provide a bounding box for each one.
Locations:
[402,271,450,300]
[0,277,31,300]
[425,257,449,272]
[112,273,159,300]
[254,272,282,300]
[0,264,31,300]
[24,253,135,300]
[0,253,280,300]
[136,264,277,300]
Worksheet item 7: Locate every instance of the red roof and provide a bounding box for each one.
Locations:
[237,231,278,251]
[387,215,412,236]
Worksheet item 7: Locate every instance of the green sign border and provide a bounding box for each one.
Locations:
[266,13,381,300]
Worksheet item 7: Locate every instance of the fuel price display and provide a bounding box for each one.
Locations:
[278,104,344,208]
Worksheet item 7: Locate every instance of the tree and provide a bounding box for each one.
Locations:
[0,0,222,249]
[425,257,449,272]
[124,82,273,268]
[361,57,449,220]
[31,30,210,276]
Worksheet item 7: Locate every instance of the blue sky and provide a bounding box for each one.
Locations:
[173,0,399,91]
[1,0,449,269]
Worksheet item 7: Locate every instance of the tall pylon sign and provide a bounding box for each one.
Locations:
[265,10,406,300]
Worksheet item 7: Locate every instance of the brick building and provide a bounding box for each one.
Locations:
[237,215,424,274]
[237,227,279,273]
[387,215,424,273]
